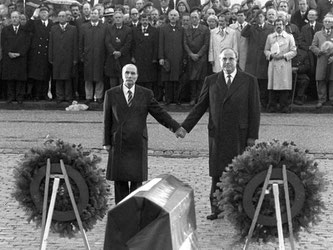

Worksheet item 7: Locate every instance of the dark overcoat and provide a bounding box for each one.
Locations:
[241,23,274,79]
[184,24,210,81]
[159,24,184,82]
[49,24,78,80]
[131,25,158,83]
[104,25,132,78]
[182,70,260,177]
[79,22,106,82]
[299,22,323,76]
[103,85,180,181]
[26,19,53,81]
[1,25,30,81]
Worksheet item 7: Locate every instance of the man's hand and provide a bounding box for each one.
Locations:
[159,59,164,65]
[247,138,255,147]
[113,51,121,59]
[103,145,111,152]
[175,127,187,138]
[8,52,17,58]
[190,53,200,61]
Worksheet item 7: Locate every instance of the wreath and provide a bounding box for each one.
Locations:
[215,140,326,244]
[12,138,109,238]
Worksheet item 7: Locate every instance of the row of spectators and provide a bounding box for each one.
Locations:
[0,0,332,111]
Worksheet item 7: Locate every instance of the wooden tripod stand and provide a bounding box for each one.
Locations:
[243,165,295,250]
[39,159,90,250]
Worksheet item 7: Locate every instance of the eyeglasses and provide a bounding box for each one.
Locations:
[221,57,236,61]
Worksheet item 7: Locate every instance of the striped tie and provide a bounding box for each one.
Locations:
[128,90,133,107]
[227,75,232,88]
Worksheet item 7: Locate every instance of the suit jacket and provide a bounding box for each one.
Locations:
[103,85,180,181]
[290,9,309,31]
[26,19,53,81]
[132,24,158,82]
[105,24,132,78]
[241,22,274,79]
[49,24,78,80]
[182,70,260,177]
[158,24,184,81]
[79,22,107,82]
[1,25,31,81]
[184,24,210,80]
[299,22,323,76]
[317,0,331,22]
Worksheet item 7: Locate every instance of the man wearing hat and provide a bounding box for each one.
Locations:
[104,7,115,24]
[26,4,53,101]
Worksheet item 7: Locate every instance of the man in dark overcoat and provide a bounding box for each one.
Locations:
[241,10,274,110]
[131,13,158,90]
[159,9,184,104]
[1,11,30,104]
[105,11,132,88]
[49,11,78,103]
[299,9,323,98]
[103,64,181,204]
[26,5,53,101]
[184,10,209,105]
[79,7,107,104]
[177,48,260,220]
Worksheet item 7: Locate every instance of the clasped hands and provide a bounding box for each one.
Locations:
[175,127,187,138]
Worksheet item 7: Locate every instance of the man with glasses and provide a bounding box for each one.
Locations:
[129,8,139,27]
[176,48,260,220]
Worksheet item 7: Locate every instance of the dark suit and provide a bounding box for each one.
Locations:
[49,24,78,101]
[290,9,309,31]
[105,24,132,87]
[103,84,180,203]
[241,22,274,108]
[1,25,30,102]
[26,19,53,99]
[182,70,260,213]
[300,22,323,77]
[184,24,210,102]
[131,24,158,89]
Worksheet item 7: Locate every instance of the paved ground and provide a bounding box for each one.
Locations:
[1,110,333,249]
[1,152,332,250]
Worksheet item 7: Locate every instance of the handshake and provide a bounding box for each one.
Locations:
[175,127,187,138]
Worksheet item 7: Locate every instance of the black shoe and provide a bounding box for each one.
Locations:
[96,98,103,104]
[280,106,290,113]
[316,103,323,109]
[85,99,93,105]
[6,99,13,104]
[206,213,219,220]
[268,106,277,113]
[17,100,23,104]
[294,99,303,105]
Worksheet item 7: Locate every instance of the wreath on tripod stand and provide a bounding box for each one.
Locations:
[12,138,109,238]
[215,140,326,244]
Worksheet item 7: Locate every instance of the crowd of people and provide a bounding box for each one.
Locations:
[0,0,332,111]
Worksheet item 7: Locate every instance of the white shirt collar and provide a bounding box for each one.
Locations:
[42,20,48,26]
[123,84,136,103]
[60,23,67,28]
[223,69,237,83]
[91,21,99,26]
[192,24,199,29]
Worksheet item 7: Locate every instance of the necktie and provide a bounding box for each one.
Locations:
[226,75,232,88]
[128,90,133,107]
[143,27,146,33]
[14,26,18,34]
[43,21,46,27]
[240,24,243,30]
[219,28,224,37]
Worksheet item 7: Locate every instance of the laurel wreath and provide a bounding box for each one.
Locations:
[12,138,109,238]
[215,140,326,244]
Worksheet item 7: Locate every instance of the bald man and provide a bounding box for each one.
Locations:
[103,64,182,204]
[177,48,260,220]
